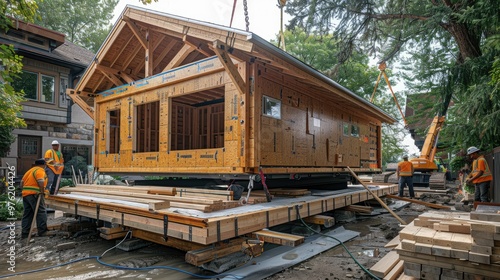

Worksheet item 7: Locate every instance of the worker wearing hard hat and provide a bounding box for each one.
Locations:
[21,158,48,238]
[465,146,492,202]
[397,155,415,199]
[44,140,64,195]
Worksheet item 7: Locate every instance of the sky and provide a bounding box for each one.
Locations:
[112,0,290,41]
[111,1,419,156]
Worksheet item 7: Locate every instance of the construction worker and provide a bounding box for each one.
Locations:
[465,146,492,202]
[44,140,64,195]
[21,158,49,238]
[397,155,415,198]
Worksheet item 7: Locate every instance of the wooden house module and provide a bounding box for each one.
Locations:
[68,5,395,188]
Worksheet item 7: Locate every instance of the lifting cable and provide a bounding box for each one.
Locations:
[229,0,250,32]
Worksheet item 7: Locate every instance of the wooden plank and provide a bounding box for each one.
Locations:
[383,260,404,280]
[184,238,246,266]
[385,194,450,210]
[100,231,128,240]
[252,229,304,247]
[98,226,128,235]
[468,251,490,264]
[385,235,401,248]
[132,229,205,252]
[370,250,400,278]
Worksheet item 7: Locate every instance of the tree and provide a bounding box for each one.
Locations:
[0,0,38,156]
[275,27,408,166]
[285,0,500,154]
[34,0,118,53]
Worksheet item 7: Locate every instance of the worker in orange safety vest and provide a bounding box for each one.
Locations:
[44,140,64,195]
[397,155,415,198]
[465,146,492,202]
[21,158,49,238]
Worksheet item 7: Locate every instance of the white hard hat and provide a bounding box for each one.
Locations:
[467,146,480,155]
[51,140,60,145]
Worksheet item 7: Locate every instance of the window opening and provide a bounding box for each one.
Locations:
[171,86,225,150]
[136,101,160,152]
[108,109,121,154]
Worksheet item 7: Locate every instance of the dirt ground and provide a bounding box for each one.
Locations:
[0,183,464,279]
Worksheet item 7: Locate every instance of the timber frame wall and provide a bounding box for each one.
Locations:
[94,56,382,177]
[68,6,394,180]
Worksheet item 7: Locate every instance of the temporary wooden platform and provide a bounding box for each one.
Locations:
[47,183,398,249]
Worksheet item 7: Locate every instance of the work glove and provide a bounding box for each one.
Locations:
[44,189,50,198]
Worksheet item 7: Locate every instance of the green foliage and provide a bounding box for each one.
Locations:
[450,156,468,172]
[286,0,500,156]
[0,195,23,221]
[0,0,37,141]
[34,0,118,53]
[64,156,88,176]
[274,27,409,165]
[59,178,75,188]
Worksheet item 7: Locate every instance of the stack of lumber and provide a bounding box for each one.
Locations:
[395,211,500,279]
[98,226,129,240]
[59,185,236,212]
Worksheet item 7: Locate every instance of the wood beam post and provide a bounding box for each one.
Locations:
[66,89,94,120]
[162,43,196,72]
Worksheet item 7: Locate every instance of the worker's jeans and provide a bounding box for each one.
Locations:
[398,176,415,198]
[21,195,47,237]
[45,167,59,195]
[474,181,491,202]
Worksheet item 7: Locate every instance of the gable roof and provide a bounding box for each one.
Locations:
[73,5,395,123]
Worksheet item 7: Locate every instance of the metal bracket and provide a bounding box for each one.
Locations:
[163,215,169,242]
[234,217,238,236]
[96,204,100,226]
[217,221,221,242]
[74,201,79,219]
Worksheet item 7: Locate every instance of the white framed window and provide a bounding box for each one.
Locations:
[262,95,281,119]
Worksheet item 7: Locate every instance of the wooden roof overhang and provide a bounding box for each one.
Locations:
[69,5,395,124]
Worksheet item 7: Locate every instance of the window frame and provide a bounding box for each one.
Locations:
[262,95,282,119]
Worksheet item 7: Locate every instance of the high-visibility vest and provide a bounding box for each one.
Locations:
[21,167,48,197]
[398,161,414,177]
[471,156,492,184]
[45,149,64,174]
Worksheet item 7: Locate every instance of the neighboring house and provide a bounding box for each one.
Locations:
[0,19,94,177]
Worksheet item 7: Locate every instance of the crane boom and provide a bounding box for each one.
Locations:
[410,115,445,171]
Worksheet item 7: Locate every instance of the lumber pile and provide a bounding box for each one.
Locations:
[59,184,237,212]
[396,212,500,279]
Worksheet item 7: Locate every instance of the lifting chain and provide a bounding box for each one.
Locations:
[243,0,250,32]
